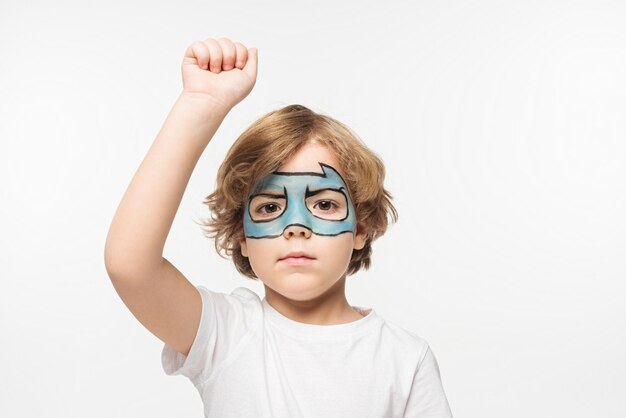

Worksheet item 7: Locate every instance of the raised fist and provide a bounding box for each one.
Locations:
[181,37,258,110]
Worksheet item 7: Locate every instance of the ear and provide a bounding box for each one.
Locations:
[353,221,367,250]
[240,239,248,257]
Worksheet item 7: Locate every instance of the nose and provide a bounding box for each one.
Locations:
[282,224,312,239]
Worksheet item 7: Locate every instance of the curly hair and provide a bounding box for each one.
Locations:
[196,104,398,280]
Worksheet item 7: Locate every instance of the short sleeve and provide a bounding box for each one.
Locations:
[403,344,454,418]
[161,285,261,386]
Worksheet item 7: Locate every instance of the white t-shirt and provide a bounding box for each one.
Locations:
[162,286,453,418]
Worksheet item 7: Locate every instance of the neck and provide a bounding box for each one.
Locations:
[263,276,364,325]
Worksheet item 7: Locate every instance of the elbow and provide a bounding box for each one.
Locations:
[104,232,164,281]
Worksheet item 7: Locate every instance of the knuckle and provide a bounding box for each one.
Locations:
[217,38,235,51]
[204,38,219,49]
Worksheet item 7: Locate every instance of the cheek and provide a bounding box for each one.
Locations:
[245,239,276,273]
[246,239,267,259]
[316,234,355,263]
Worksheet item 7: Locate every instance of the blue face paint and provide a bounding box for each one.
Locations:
[243,163,356,239]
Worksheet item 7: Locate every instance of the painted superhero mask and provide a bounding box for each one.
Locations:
[243,162,356,239]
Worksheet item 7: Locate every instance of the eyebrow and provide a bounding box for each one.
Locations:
[253,188,341,197]
[251,182,284,196]
[252,192,286,198]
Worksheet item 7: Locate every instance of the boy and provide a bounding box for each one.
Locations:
[104,37,453,417]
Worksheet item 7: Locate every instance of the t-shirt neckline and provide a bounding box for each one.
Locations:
[261,297,380,340]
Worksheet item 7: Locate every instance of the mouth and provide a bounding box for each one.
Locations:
[280,256,315,266]
[279,251,315,260]
[279,251,316,265]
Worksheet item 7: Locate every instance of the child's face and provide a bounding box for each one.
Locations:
[240,141,367,301]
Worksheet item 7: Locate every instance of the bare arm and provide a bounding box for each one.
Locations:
[104,94,228,277]
[103,37,258,355]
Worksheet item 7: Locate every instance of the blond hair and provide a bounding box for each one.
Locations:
[197,104,398,280]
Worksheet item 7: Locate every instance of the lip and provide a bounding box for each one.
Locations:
[280,256,315,266]
[280,251,315,260]
[279,251,316,265]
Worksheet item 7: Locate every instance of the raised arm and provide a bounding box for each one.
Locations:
[103,37,258,355]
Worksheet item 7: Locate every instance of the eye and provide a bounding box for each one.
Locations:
[249,195,286,221]
[306,190,347,220]
[257,203,282,215]
[313,200,339,212]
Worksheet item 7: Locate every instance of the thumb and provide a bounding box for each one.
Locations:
[242,47,258,82]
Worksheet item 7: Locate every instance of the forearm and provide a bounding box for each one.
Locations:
[104,93,230,278]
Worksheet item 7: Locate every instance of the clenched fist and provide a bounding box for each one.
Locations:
[181,37,258,110]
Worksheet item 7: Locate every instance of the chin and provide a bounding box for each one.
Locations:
[263,277,336,301]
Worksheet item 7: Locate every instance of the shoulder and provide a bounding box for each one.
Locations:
[196,285,263,326]
[197,285,261,304]
[230,286,261,302]
[161,286,263,384]
[376,314,431,363]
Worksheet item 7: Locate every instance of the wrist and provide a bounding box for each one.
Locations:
[177,91,232,118]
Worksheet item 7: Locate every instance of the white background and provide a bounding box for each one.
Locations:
[1,0,625,417]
